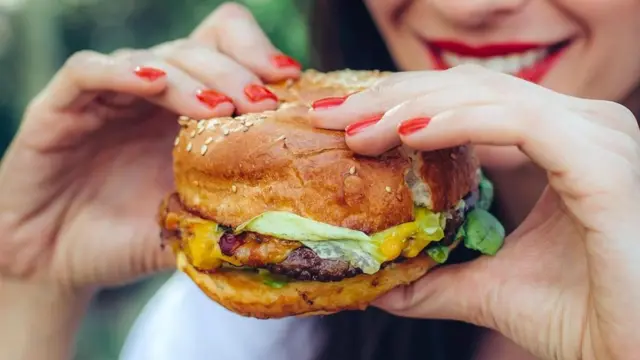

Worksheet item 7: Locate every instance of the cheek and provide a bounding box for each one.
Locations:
[364,0,435,71]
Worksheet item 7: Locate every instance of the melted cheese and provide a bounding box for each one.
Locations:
[183,222,242,269]
[178,207,447,271]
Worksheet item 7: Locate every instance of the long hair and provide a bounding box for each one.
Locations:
[305,2,482,360]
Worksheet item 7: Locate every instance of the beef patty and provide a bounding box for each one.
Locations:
[161,193,476,282]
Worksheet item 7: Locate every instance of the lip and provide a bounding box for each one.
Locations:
[424,38,573,84]
[428,40,555,58]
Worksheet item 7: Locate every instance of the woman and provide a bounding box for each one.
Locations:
[1,1,639,359]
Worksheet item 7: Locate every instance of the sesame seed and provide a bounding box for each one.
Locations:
[212,119,220,125]
[190,130,196,138]
[385,186,392,193]
[205,136,213,145]
[197,120,205,128]
[178,115,189,122]
[242,126,249,132]
[274,135,286,142]
[174,137,180,146]
[231,185,237,193]
[223,128,230,136]
[349,166,356,175]
[197,127,205,134]
[206,121,216,129]
[245,121,253,127]
[200,144,208,155]
[186,142,192,152]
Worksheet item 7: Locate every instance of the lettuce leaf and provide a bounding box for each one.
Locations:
[235,208,446,275]
[235,211,370,242]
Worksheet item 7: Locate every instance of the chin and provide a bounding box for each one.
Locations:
[158,70,502,319]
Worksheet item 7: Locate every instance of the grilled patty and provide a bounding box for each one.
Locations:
[161,192,476,282]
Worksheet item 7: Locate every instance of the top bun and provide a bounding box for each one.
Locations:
[172,70,479,233]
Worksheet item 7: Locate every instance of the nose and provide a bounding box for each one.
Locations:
[428,0,530,28]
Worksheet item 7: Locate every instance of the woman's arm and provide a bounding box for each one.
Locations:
[0,279,90,360]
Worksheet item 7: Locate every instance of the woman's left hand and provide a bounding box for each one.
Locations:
[309,65,640,360]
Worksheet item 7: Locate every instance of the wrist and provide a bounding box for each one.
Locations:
[0,277,92,360]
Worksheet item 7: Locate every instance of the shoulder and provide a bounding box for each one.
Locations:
[120,272,326,360]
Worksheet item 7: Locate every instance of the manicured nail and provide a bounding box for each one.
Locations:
[244,84,278,103]
[345,114,384,136]
[134,66,166,81]
[312,96,347,110]
[271,54,301,69]
[398,117,431,136]
[196,89,232,109]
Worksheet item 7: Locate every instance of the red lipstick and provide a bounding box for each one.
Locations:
[424,39,572,84]
[428,40,548,58]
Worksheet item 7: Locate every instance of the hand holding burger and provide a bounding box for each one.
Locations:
[310,64,640,360]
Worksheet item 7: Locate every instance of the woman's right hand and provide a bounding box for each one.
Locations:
[0,2,299,291]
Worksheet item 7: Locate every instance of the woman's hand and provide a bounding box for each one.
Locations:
[309,65,640,360]
[0,3,300,291]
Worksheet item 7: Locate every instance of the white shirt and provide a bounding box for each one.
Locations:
[120,272,326,360]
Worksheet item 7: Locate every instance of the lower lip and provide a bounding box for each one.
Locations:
[427,44,569,84]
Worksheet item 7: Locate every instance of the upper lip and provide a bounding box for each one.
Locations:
[428,40,557,58]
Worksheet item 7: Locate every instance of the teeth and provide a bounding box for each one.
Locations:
[440,48,547,74]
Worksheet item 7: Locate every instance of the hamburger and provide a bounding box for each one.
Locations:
[159,70,504,319]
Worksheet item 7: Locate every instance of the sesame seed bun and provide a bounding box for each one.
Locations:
[172,70,479,233]
[165,69,480,318]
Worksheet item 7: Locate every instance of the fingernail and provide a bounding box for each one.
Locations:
[312,96,347,110]
[271,54,301,69]
[196,89,232,109]
[345,114,384,136]
[134,66,166,81]
[398,117,431,136]
[244,84,278,103]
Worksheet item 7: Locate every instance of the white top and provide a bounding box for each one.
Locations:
[120,272,326,360]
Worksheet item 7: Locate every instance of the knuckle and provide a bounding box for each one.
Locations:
[593,99,634,119]
[213,2,252,20]
[64,49,103,70]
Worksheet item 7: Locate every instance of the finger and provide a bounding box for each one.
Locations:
[396,102,626,198]
[565,97,640,143]
[372,257,498,327]
[191,2,301,82]
[38,50,235,120]
[125,51,236,119]
[344,87,500,156]
[155,40,277,114]
[308,66,492,130]
[37,50,168,111]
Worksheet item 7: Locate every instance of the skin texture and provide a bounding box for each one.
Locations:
[365,0,640,225]
[0,4,300,359]
[309,65,640,359]
[0,1,639,360]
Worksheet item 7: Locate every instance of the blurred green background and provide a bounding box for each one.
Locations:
[0,1,310,359]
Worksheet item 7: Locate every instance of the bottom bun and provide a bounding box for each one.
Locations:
[176,243,457,319]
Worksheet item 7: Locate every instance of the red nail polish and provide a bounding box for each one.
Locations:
[345,114,384,136]
[398,117,431,136]
[134,66,166,81]
[312,96,347,110]
[244,84,278,103]
[271,54,301,69]
[196,89,232,109]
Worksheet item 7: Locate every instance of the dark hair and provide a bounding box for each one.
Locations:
[307,2,482,360]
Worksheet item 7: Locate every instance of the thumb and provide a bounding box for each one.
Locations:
[372,255,501,329]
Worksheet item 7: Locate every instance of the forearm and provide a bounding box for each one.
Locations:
[0,278,91,360]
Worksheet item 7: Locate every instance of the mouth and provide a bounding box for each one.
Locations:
[425,39,573,83]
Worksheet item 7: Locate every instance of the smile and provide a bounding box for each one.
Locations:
[424,39,573,83]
